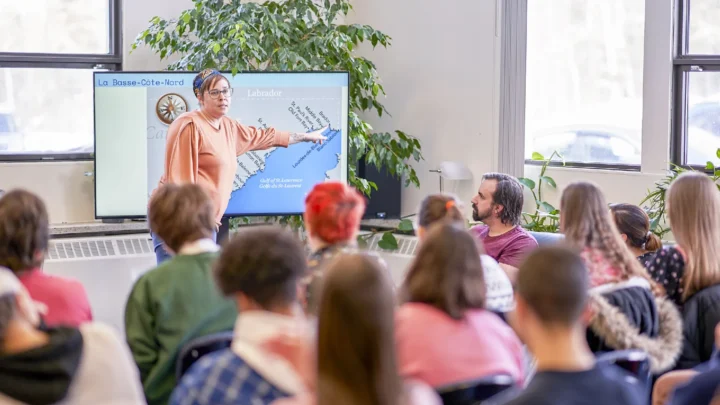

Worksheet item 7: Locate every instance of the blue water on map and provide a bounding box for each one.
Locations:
[226,127,342,215]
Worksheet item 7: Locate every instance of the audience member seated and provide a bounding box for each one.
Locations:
[560,182,682,375]
[0,189,92,327]
[664,172,720,369]
[396,221,525,388]
[270,253,441,405]
[0,267,146,404]
[301,181,368,314]
[469,173,538,284]
[494,247,646,405]
[125,184,237,405]
[414,194,514,313]
[610,203,663,264]
[170,226,310,405]
[641,172,720,312]
[653,324,720,405]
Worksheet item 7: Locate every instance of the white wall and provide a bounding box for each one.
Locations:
[347,0,501,217]
[0,0,193,224]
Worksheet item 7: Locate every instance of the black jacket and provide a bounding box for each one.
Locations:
[586,278,683,374]
[0,327,83,405]
[677,283,720,370]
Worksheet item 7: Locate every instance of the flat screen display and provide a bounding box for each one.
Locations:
[93,71,349,218]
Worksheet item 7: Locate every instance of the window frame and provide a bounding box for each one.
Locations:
[671,0,720,170]
[0,0,122,162]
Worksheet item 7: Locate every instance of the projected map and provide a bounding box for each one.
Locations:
[145,79,347,215]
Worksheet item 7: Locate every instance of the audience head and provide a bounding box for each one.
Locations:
[0,267,41,350]
[214,226,307,314]
[514,247,589,341]
[560,181,659,292]
[667,171,720,299]
[402,222,486,319]
[303,181,366,248]
[610,203,662,254]
[0,189,49,274]
[415,193,464,239]
[471,172,524,227]
[148,183,216,254]
[316,253,403,405]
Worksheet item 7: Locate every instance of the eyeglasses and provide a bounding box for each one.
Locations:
[206,88,234,99]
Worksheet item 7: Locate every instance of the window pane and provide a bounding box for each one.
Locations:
[525,0,644,165]
[688,0,720,55]
[687,72,720,166]
[0,68,96,155]
[0,0,110,54]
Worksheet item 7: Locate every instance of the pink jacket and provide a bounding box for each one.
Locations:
[395,303,525,388]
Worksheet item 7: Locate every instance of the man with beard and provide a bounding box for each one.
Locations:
[470,172,538,284]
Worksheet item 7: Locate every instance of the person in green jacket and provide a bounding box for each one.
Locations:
[124,183,237,405]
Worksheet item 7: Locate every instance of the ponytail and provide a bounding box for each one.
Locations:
[644,232,663,252]
[418,195,464,228]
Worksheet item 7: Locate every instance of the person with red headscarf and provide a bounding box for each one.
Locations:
[301,181,369,314]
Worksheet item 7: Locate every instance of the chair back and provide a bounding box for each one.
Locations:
[596,349,651,396]
[175,331,234,379]
[436,374,515,405]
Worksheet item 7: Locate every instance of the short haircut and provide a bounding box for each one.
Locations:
[417,194,464,228]
[516,246,589,326]
[0,189,49,273]
[214,226,307,309]
[403,221,486,319]
[482,172,524,226]
[304,181,366,245]
[148,183,216,253]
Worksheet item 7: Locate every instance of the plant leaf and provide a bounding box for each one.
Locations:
[717,148,720,160]
[539,175,557,188]
[707,161,715,171]
[540,202,556,213]
[531,152,545,161]
[377,232,399,250]
[517,177,536,190]
[397,219,414,232]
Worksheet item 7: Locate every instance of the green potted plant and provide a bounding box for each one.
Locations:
[641,148,720,238]
[132,0,423,244]
[518,151,564,233]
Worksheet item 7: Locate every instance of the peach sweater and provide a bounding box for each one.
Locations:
[154,110,290,224]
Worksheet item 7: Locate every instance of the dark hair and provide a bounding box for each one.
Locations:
[610,203,662,252]
[402,222,486,319]
[417,194,464,228]
[0,189,49,273]
[148,184,216,253]
[317,253,403,405]
[214,226,307,309]
[517,246,588,326]
[482,172,524,226]
[0,294,15,348]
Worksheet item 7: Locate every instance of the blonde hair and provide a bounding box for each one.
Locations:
[667,172,720,300]
[561,181,662,296]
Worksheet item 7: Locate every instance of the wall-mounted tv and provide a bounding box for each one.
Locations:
[93,71,349,219]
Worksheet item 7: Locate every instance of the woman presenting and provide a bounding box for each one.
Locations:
[150,68,327,264]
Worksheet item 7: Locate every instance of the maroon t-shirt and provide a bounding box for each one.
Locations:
[470,225,538,267]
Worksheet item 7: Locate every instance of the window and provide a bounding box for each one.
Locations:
[525,0,646,167]
[0,0,121,160]
[674,1,720,168]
